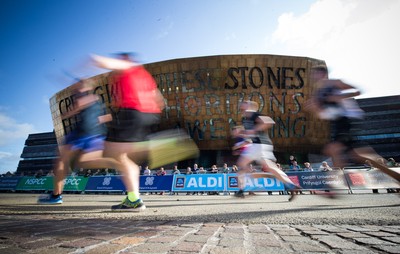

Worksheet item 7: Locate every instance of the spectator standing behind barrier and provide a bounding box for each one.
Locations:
[319,161,332,171]
[143,166,151,176]
[172,165,181,175]
[290,161,301,171]
[303,162,314,171]
[198,167,207,174]
[193,164,199,174]
[288,155,297,167]
[222,163,230,174]
[231,165,239,173]
[210,165,218,174]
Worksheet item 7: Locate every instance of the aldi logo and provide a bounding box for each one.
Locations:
[228,176,238,188]
[175,177,185,188]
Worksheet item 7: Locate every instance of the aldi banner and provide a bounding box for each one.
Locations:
[0,177,21,190]
[172,174,225,192]
[140,175,174,192]
[286,170,349,190]
[344,168,400,189]
[85,176,126,192]
[226,174,284,191]
[16,176,53,191]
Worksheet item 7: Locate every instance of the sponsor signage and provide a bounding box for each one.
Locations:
[0,177,21,190]
[85,176,126,192]
[140,175,173,192]
[172,174,225,192]
[16,176,53,191]
[344,168,400,189]
[227,174,284,191]
[287,171,349,190]
[61,176,89,192]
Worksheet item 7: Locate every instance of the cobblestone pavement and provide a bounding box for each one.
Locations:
[0,193,399,253]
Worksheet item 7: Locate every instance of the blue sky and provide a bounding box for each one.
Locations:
[0,0,399,174]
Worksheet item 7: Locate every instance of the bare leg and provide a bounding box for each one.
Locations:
[103,142,141,193]
[77,150,122,170]
[236,155,253,190]
[352,147,400,182]
[53,145,76,195]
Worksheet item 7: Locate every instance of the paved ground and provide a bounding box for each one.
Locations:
[0,192,399,253]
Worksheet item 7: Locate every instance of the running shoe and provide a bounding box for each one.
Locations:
[111,197,146,212]
[288,185,302,202]
[37,194,63,205]
[234,190,245,198]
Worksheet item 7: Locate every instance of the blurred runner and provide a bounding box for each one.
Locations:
[233,101,301,201]
[92,53,198,211]
[38,80,120,204]
[306,65,400,183]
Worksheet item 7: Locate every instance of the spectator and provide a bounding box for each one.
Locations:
[319,161,332,171]
[35,169,44,178]
[198,166,207,174]
[172,165,181,175]
[288,155,297,167]
[77,168,85,176]
[210,165,218,173]
[186,167,193,175]
[290,161,301,171]
[103,168,112,176]
[143,166,151,176]
[84,169,93,177]
[156,167,166,195]
[193,163,199,174]
[156,167,166,176]
[231,165,239,173]
[222,163,230,174]
[303,162,314,171]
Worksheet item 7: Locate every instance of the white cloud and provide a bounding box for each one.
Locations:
[155,20,174,40]
[0,112,36,146]
[268,0,400,98]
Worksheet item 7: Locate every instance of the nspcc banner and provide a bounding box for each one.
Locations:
[61,176,88,192]
[16,177,53,191]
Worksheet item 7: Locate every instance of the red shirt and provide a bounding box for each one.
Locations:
[115,65,161,113]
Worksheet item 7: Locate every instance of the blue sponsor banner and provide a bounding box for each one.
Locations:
[0,177,21,190]
[140,175,173,192]
[172,174,225,192]
[226,174,285,191]
[85,176,126,191]
[286,170,349,190]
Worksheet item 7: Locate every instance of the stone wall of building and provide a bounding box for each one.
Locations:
[50,54,329,159]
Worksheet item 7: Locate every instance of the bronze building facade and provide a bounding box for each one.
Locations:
[50,54,329,167]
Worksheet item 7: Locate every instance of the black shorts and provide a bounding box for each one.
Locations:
[106,108,161,142]
[330,117,357,148]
